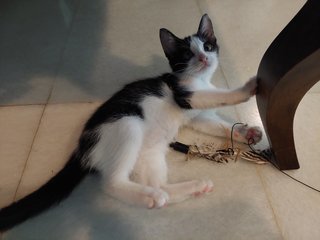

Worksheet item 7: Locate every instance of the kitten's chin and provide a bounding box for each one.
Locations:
[199,63,213,73]
[197,63,217,79]
[200,63,209,71]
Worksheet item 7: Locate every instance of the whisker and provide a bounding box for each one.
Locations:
[174,62,188,66]
[174,62,204,77]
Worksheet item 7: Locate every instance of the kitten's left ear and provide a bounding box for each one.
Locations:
[197,14,215,40]
[160,28,180,58]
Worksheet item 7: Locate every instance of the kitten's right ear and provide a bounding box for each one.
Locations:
[160,28,179,58]
[197,14,215,40]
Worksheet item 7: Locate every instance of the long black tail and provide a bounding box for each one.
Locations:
[0,153,90,232]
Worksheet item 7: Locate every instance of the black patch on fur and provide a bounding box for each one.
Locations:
[168,37,194,73]
[84,77,166,130]
[85,73,193,132]
[163,74,193,109]
[160,31,194,73]
[160,29,195,73]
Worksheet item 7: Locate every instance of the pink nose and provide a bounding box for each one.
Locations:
[199,54,208,63]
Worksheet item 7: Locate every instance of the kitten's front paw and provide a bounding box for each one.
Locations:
[242,76,258,98]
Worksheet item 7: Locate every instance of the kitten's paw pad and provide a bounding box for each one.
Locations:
[245,126,263,144]
[148,189,169,209]
[235,125,263,144]
[193,179,214,197]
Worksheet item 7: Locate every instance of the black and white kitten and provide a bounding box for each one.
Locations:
[0,14,262,231]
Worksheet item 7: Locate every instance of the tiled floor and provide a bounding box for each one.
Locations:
[1,0,319,239]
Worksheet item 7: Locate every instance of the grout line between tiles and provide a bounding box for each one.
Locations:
[196,0,232,90]
[217,63,232,90]
[0,103,46,108]
[232,100,286,239]
[0,1,82,110]
[12,104,46,201]
[45,0,83,105]
[196,0,242,91]
[0,101,103,109]
[255,165,286,240]
[202,13,285,237]
[7,1,84,199]
[10,105,101,200]
[207,17,285,236]
[0,104,40,108]
[194,0,206,16]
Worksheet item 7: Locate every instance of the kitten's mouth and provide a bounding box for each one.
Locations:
[199,62,210,71]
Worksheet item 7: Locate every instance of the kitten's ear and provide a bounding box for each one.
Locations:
[160,28,179,57]
[197,14,215,40]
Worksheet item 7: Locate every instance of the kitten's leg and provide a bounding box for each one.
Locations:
[188,111,262,144]
[89,117,168,208]
[189,77,257,109]
[133,147,168,188]
[132,146,171,208]
[162,179,214,203]
[107,180,169,208]
[134,148,213,204]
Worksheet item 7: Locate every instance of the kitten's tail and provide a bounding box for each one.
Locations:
[0,151,90,232]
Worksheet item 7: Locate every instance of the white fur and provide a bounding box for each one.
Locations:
[86,35,261,208]
[181,36,218,86]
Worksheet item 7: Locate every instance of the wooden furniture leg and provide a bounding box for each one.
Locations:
[256,0,320,170]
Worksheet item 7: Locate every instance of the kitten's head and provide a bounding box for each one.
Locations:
[160,14,219,77]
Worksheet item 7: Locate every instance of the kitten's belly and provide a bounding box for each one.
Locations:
[142,96,185,147]
[144,112,183,146]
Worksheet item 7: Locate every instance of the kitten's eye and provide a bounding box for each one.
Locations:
[204,42,215,52]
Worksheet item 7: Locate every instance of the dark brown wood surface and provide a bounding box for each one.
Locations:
[256,0,320,170]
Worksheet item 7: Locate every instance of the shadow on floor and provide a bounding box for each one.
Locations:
[3,174,282,240]
[0,0,168,105]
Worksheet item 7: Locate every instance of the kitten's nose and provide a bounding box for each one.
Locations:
[198,54,208,64]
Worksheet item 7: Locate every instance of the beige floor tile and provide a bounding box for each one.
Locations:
[292,93,320,189]
[14,102,101,200]
[0,105,44,207]
[308,80,320,93]
[257,164,320,240]
[198,0,307,88]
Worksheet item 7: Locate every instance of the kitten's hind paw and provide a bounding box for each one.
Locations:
[235,124,263,145]
[246,126,263,144]
[192,179,214,197]
[147,189,169,209]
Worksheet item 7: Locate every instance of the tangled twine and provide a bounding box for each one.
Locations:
[173,123,269,165]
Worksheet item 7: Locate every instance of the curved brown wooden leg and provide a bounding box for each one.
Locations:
[256,0,320,170]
